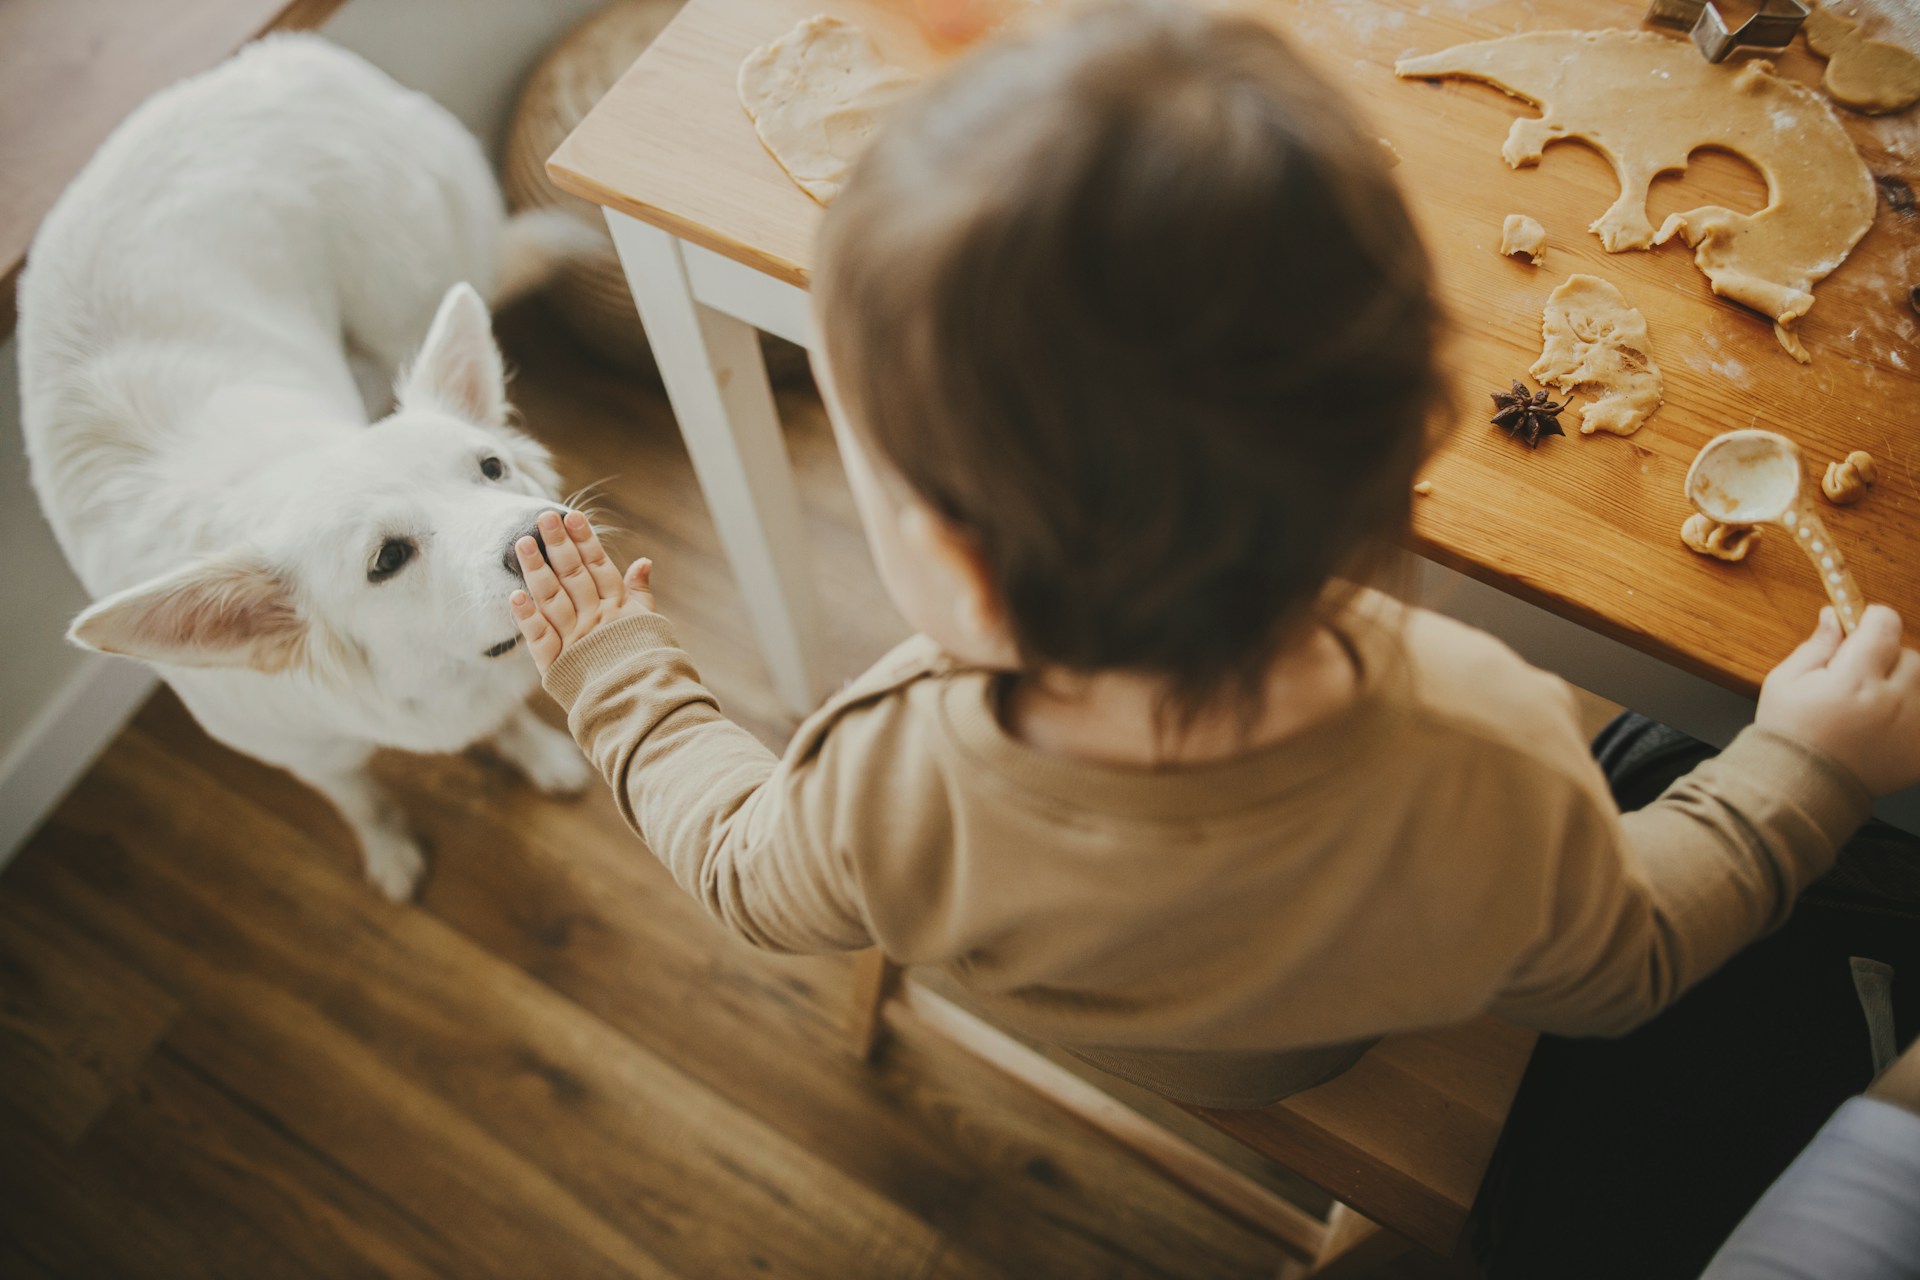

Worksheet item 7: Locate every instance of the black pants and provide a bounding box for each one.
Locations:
[1477,714,1920,1280]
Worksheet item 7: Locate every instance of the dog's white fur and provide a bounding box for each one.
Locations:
[19,35,597,899]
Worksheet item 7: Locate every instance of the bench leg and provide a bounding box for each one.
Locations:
[849,949,902,1061]
[603,211,830,717]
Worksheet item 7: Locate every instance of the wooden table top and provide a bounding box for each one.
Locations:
[0,0,346,341]
[550,0,1920,697]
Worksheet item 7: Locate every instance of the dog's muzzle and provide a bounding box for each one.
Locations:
[501,509,568,578]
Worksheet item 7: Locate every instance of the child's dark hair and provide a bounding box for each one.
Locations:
[816,0,1441,717]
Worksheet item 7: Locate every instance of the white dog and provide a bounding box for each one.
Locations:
[19,35,597,899]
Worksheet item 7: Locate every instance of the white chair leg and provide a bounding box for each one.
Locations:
[604,211,830,716]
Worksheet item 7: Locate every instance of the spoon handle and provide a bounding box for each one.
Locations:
[1783,502,1863,634]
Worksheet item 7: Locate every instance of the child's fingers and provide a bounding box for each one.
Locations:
[510,590,563,669]
[1771,606,1843,681]
[536,511,600,619]
[564,511,625,600]
[516,535,577,632]
[625,558,655,608]
[1832,604,1903,682]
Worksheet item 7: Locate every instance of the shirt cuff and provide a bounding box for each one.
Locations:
[1719,725,1875,848]
[542,613,685,713]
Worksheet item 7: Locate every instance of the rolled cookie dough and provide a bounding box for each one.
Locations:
[1806,3,1920,115]
[1822,449,1877,504]
[1396,30,1877,362]
[1500,214,1547,264]
[1530,274,1664,437]
[1682,513,1759,561]
[738,15,917,205]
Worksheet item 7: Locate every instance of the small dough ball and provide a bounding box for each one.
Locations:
[1821,450,1877,504]
[1500,214,1547,265]
[1681,513,1759,562]
[1413,480,1434,496]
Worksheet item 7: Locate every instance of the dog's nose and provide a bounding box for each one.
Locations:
[502,511,566,577]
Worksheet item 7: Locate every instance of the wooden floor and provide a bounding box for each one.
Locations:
[0,305,1349,1280]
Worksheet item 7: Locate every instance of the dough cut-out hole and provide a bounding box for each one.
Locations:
[1647,146,1772,226]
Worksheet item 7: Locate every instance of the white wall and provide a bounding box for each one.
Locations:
[0,0,613,861]
[324,0,608,150]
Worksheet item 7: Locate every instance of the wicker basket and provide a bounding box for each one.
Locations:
[503,0,808,383]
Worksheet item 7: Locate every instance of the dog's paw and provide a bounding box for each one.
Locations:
[363,831,427,902]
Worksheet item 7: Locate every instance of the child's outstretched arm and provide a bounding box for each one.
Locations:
[508,512,884,953]
[1497,605,1920,1036]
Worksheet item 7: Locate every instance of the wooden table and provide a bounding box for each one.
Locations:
[550,0,1920,823]
[0,0,347,340]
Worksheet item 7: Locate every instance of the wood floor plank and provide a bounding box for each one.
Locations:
[19,737,971,1280]
[104,1041,463,1280]
[0,891,178,1144]
[0,1094,236,1279]
[12,831,683,1280]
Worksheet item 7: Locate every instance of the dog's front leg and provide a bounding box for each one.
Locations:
[287,756,426,901]
[489,703,593,797]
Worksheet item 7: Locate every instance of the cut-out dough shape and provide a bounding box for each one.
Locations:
[1396,30,1877,363]
[1805,3,1920,115]
[739,15,918,205]
[1531,274,1665,437]
[1500,214,1547,264]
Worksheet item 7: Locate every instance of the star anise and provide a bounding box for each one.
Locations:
[1490,380,1567,448]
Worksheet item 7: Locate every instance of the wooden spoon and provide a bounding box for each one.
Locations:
[1686,429,1864,633]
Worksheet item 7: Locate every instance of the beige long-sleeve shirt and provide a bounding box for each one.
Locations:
[545,590,1871,1107]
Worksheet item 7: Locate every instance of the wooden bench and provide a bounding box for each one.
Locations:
[0,0,347,341]
[852,951,1536,1276]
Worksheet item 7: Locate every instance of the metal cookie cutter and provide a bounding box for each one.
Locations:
[1646,0,1809,62]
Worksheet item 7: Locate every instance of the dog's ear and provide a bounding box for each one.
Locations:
[68,556,307,673]
[399,282,507,426]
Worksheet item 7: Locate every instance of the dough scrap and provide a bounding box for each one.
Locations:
[1413,479,1435,495]
[1530,274,1664,437]
[738,15,917,205]
[1805,4,1920,115]
[1396,30,1877,362]
[1821,449,1877,504]
[1681,513,1759,561]
[1500,214,1547,264]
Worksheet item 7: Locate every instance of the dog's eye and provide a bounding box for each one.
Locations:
[368,538,415,583]
[480,456,506,481]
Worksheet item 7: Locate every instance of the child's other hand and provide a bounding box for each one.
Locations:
[508,510,656,678]
[1757,604,1920,797]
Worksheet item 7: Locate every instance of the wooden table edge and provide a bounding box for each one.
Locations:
[547,158,812,291]
[1404,528,1762,700]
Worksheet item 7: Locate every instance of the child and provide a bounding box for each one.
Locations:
[507,0,1920,1109]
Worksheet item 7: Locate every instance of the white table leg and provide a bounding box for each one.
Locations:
[604,212,828,716]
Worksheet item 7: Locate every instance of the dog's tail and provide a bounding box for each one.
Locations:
[491,208,605,309]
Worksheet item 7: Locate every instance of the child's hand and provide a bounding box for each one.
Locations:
[1757,604,1920,797]
[508,510,656,678]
